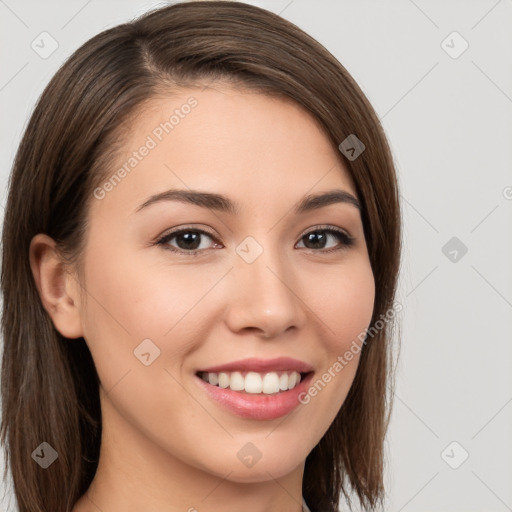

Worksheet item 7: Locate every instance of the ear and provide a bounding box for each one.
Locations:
[29,233,84,339]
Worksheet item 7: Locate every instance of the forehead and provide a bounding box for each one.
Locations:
[90,84,358,218]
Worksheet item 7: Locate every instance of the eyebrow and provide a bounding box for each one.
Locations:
[134,188,361,215]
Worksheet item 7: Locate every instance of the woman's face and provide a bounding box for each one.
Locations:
[71,84,375,484]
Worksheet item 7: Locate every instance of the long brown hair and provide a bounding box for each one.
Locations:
[0,2,401,511]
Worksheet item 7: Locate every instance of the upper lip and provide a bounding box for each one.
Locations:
[197,357,314,374]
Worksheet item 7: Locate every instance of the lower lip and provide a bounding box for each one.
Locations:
[195,373,313,421]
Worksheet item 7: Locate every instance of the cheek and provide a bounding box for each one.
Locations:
[79,243,221,381]
[309,259,375,352]
[292,259,375,445]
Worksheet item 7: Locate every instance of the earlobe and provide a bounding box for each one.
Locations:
[29,233,84,339]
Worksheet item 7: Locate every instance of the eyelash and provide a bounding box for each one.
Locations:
[155,225,355,257]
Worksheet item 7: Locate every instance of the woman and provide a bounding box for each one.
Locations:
[0,2,401,511]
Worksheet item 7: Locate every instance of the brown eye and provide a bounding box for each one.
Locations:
[297,228,354,252]
[156,229,220,255]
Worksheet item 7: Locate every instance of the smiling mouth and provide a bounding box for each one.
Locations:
[196,370,312,395]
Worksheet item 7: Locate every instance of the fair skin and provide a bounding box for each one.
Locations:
[30,83,375,512]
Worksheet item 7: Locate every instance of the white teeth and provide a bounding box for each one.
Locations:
[200,370,303,394]
[262,372,280,394]
[229,371,245,391]
[218,372,230,388]
[279,373,289,390]
[245,372,263,393]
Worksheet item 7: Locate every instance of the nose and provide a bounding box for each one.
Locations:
[224,243,307,339]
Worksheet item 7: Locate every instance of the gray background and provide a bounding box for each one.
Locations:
[1,0,511,510]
